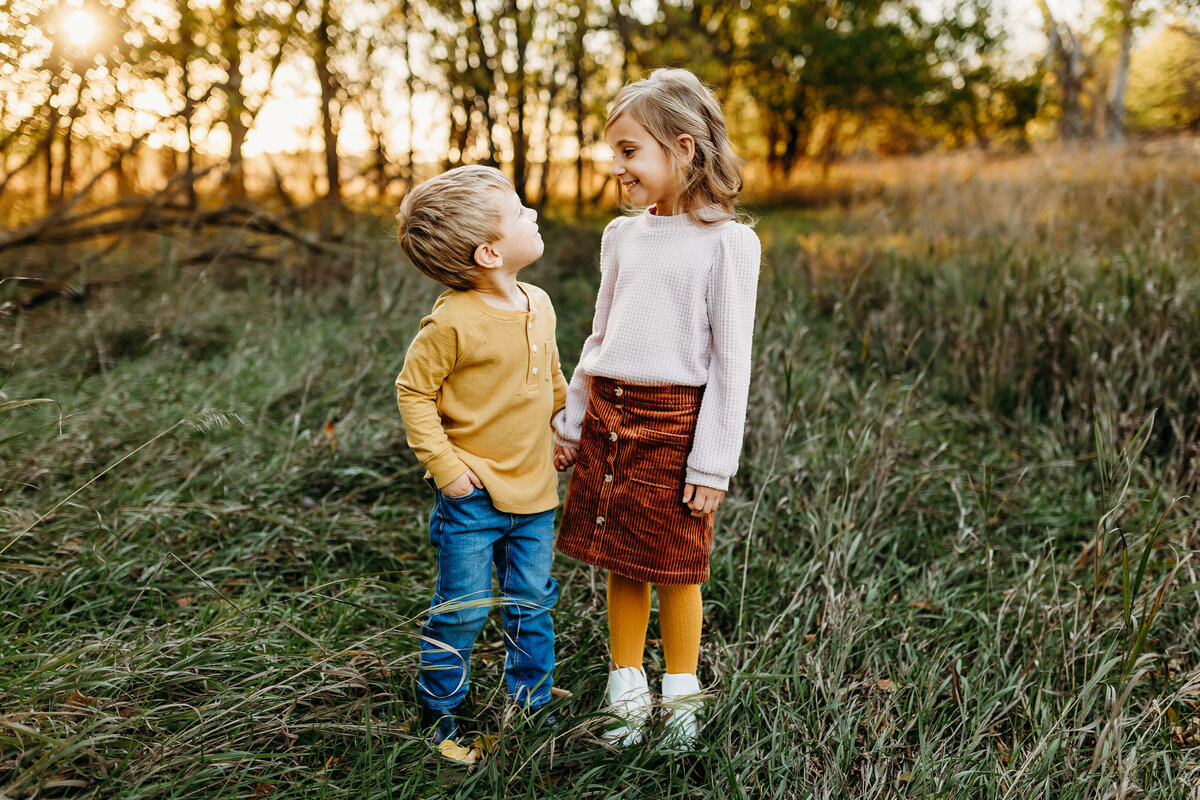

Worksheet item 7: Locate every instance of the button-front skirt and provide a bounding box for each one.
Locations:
[556,377,713,585]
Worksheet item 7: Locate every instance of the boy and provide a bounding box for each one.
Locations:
[395,166,567,747]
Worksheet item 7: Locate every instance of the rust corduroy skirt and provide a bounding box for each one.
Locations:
[556,377,713,585]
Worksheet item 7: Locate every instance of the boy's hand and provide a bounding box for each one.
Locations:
[442,468,483,497]
[682,484,725,517]
[553,443,578,471]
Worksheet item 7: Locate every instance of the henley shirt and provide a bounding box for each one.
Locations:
[396,283,568,514]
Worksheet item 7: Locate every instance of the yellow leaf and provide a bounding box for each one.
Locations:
[438,737,481,764]
[876,679,898,692]
[469,733,498,753]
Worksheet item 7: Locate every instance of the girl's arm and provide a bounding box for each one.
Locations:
[686,223,762,491]
[554,217,627,447]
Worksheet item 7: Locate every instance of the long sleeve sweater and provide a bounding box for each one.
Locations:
[396,283,568,514]
[556,209,761,491]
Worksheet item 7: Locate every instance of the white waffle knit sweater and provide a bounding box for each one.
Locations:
[556,209,761,491]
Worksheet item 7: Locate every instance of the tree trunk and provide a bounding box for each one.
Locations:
[178,0,198,209]
[1037,0,1087,140]
[222,0,247,199]
[1108,0,1135,141]
[571,5,588,216]
[315,0,341,202]
[403,0,415,191]
[509,0,530,202]
[43,50,63,212]
[464,0,498,166]
[59,73,87,203]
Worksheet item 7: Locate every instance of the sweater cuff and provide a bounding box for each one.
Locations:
[685,467,730,492]
[552,411,579,448]
[427,452,471,489]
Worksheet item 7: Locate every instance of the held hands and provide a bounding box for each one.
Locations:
[682,483,725,517]
[553,443,578,472]
[442,468,484,497]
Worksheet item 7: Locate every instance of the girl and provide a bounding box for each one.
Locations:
[553,68,760,749]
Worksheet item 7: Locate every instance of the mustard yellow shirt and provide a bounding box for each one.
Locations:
[395,283,568,514]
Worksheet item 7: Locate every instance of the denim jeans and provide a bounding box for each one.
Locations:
[419,486,558,711]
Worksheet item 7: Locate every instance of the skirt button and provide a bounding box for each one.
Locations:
[608,432,618,442]
[604,474,613,482]
[614,387,623,397]
[596,516,605,526]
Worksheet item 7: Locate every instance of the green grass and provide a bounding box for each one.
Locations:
[2,152,1200,798]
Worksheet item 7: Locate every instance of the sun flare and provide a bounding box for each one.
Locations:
[62,10,98,47]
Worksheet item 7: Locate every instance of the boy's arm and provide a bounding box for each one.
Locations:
[395,315,471,488]
[551,325,569,427]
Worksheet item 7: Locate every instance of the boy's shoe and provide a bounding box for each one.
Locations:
[420,699,471,746]
[529,703,562,731]
[660,673,704,749]
[601,666,651,747]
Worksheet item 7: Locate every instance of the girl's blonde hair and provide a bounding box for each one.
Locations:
[604,68,746,225]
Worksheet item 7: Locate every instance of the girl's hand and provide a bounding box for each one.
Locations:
[553,443,578,471]
[682,484,725,517]
[442,468,483,497]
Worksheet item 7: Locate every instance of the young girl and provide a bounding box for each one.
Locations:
[552,68,760,749]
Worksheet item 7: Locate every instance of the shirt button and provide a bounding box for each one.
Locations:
[596,516,604,526]
[604,474,613,482]
[614,387,623,397]
[608,432,618,442]
[532,344,538,352]
[532,367,539,375]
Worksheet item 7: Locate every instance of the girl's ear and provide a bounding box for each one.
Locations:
[675,133,696,165]
[474,243,501,270]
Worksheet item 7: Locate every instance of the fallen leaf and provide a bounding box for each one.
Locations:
[876,679,898,692]
[438,737,481,764]
[65,691,95,709]
[469,734,498,753]
[910,600,932,609]
[550,686,574,699]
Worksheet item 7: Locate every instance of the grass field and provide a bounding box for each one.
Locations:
[2,144,1200,799]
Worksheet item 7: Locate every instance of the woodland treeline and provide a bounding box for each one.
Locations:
[1,0,1199,260]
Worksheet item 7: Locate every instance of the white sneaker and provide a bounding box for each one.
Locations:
[660,673,704,748]
[601,666,651,746]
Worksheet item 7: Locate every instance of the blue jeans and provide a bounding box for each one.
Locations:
[419,486,558,711]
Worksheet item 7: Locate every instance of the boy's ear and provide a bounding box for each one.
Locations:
[474,242,501,270]
[676,134,696,165]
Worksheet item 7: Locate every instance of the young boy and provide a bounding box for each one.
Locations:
[395,166,567,747]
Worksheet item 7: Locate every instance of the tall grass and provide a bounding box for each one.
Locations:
[2,144,1198,798]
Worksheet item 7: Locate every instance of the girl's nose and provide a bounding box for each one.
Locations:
[611,161,624,177]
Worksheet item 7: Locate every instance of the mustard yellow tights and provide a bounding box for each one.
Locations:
[607,572,702,674]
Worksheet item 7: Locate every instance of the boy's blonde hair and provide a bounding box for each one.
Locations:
[605,68,746,226]
[396,165,514,291]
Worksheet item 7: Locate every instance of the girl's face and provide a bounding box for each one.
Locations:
[607,114,684,215]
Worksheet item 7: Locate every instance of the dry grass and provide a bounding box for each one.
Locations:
[2,141,1199,798]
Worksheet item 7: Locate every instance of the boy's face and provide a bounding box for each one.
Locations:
[486,190,544,272]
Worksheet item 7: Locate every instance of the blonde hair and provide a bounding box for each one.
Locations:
[604,68,746,225]
[396,165,513,291]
